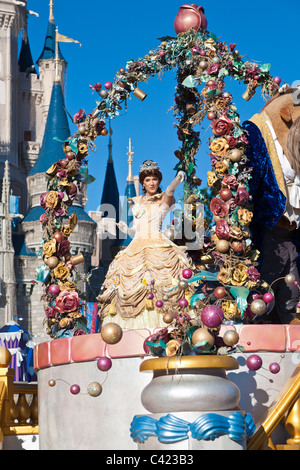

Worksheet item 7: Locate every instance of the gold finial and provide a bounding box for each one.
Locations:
[127,139,134,182]
[49,0,54,22]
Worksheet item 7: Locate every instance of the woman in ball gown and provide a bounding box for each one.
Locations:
[97,160,195,330]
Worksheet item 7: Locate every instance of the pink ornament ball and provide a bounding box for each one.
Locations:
[263,292,274,304]
[70,384,80,395]
[269,362,280,374]
[97,356,112,372]
[178,298,188,309]
[48,284,60,296]
[104,81,112,90]
[147,292,154,300]
[201,305,224,328]
[159,50,166,57]
[274,76,281,84]
[246,354,262,371]
[155,300,164,308]
[182,268,193,279]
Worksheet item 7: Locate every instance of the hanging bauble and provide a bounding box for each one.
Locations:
[231,241,244,253]
[174,4,207,35]
[178,298,189,309]
[163,312,175,324]
[97,356,112,372]
[44,256,59,269]
[201,305,224,328]
[207,111,216,120]
[250,299,267,316]
[285,273,296,285]
[87,382,103,397]
[48,379,56,387]
[178,279,189,290]
[263,292,274,304]
[223,330,239,347]
[104,82,112,90]
[215,240,230,253]
[70,384,80,395]
[155,300,164,308]
[228,149,243,163]
[214,286,226,299]
[246,354,262,371]
[182,268,193,279]
[191,328,215,347]
[219,188,232,201]
[53,231,64,243]
[100,90,109,99]
[269,362,280,374]
[100,323,123,345]
[48,284,60,296]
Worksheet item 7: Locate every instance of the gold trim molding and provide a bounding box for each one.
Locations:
[140,355,239,372]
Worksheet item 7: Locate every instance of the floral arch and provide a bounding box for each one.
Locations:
[38,13,281,341]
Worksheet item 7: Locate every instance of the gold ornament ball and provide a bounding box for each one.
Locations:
[215,240,230,253]
[191,328,215,347]
[223,330,239,347]
[228,149,243,163]
[0,346,11,367]
[45,256,59,268]
[285,274,296,285]
[250,299,267,316]
[163,312,175,324]
[87,382,103,397]
[178,279,189,290]
[48,379,56,387]
[100,323,123,345]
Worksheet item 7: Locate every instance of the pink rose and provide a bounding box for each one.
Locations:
[57,240,71,257]
[73,109,86,124]
[234,186,249,206]
[226,136,238,147]
[247,266,260,282]
[215,219,230,240]
[56,290,80,314]
[207,63,220,75]
[221,174,238,189]
[211,115,234,136]
[45,306,57,319]
[210,197,229,218]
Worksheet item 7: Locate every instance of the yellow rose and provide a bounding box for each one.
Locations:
[207,171,218,187]
[165,339,182,357]
[215,98,227,109]
[215,160,228,175]
[59,281,77,291]
[43,239,56,257]
[217,268,231,285]
[69,310,82,319]
[54,262,70,281]
[238,208,253,226]
[209,138,229,156]
[222,301,241,320]
[45,191,59,209]
[231,263,248,286]
[59,318,70,328]
[229,226,244,240]
[78,142,88,155]
[62,225,73,238]
[69,213,78,228]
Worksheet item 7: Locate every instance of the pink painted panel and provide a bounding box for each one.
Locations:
[71,333,107,362]
[286,325,300,351]
[108,329,151,358]
[239,325,286,351]
[35,341,51,370]
[50,337,71,365]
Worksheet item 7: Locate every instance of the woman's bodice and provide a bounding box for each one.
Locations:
[130,193,171,238]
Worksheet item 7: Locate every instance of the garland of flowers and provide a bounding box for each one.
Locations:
[37,25,280,340]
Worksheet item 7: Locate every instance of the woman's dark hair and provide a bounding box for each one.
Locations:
[139,168,163,194]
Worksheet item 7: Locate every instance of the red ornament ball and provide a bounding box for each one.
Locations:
[155,300,164,308]
[263,292,274,304]
[274,76,281,84]
[201,305,224,328]
[97,356,112,372]
[269,362,280,374]
[182,268,193,279]
[219,188,232,202]
[246,354,262,371]
[104,81,112,89]
[48,284,60,296]
[214,286,226,299]
[70,384,80,395]
[178,298,188,309]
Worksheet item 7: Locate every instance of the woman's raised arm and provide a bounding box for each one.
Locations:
[162,171,187,206]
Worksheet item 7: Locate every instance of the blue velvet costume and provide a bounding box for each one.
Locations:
[242,120,300,323]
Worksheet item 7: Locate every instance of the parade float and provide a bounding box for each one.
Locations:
[33,4,300,450]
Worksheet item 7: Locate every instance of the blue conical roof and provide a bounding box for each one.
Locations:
[37,19,65,62]
[29,81,70,176]
[18,35,38,75]
[100,128,120,222]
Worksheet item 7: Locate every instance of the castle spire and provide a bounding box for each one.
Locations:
[49,0,54,22]
[37,0,65,62]
[127,138,134,182]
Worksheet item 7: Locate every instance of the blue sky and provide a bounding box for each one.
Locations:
[25,0,300,212]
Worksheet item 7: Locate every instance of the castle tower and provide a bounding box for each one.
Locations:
[119,138,137,249]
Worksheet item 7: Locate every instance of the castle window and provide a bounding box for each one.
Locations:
[24,130,31,141]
